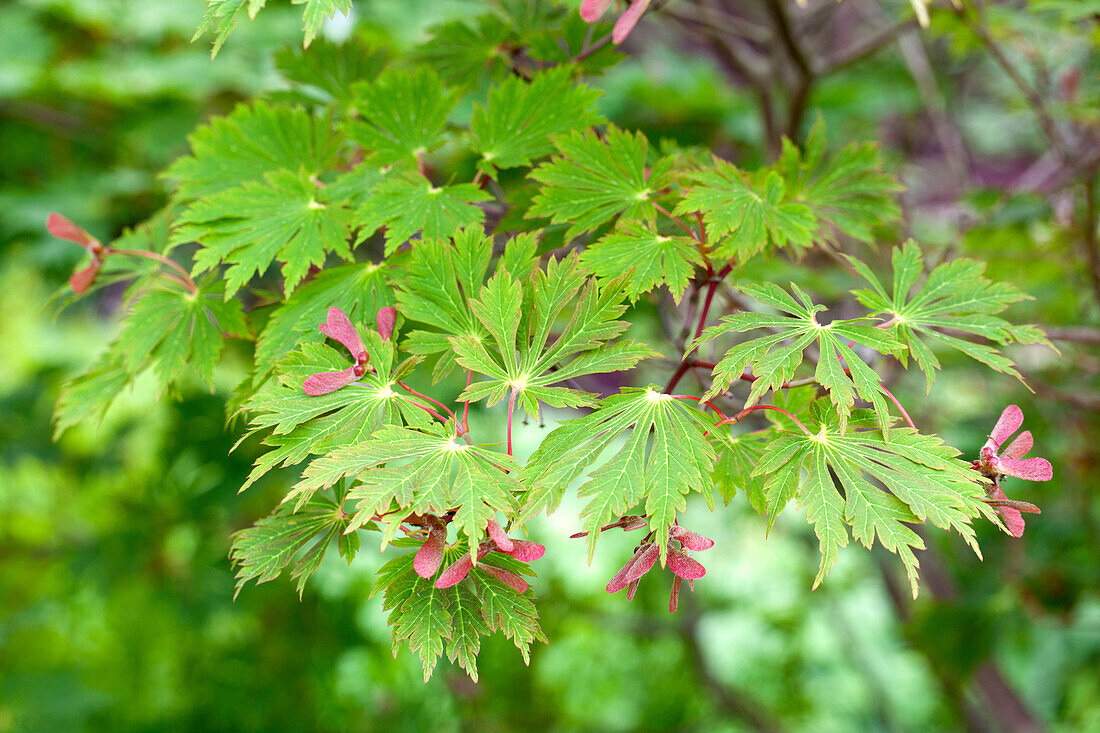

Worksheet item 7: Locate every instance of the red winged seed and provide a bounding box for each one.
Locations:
[987,484,1026,538]
[606,545,647,593]
[376,306,397,340]
[625,579,640,601]
[998,456,1053,483]
[434,554,474,588]
[47,213,97,248]
[622,543,659,584]
[1001,430,1034,460]
[670,526,715,551]
[580,0,612,22]
[667,548,706,580]
[486,519,515,552]
[413,525,447,578]
[612,0,651,44]
[68,261,102,295]
[302,366,359,396]
[481,564,529,594]
[501,539,544,562]
[669,576,682,613]
[319,307,367,361]
[987,404,1024,450]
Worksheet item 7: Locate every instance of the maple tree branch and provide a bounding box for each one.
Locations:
[764,0,814,140]
[664,263,733,394]
[959,7,1071,161]
[1079,175,1100,307]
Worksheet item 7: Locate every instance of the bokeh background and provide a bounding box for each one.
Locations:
[2,0,1099,730]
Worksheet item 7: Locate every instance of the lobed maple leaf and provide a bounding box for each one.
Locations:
[776,117,903,246]
[676,163,815,262]
[451,255,655,419]
[754,405,997,596]
[848,240,1052,389]
[528,126,674,241]
[469,65,604,175]
[164,101,339,199]
[521,387,716,562]
[580,220,703,303]
[371,541,545,682]
[290,425,521,554]
[395,226,539,381]
[175,169,354,297]
[229,493,350,598]
[694,282,906,432]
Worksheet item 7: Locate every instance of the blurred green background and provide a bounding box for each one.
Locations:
[2,0,1099,730]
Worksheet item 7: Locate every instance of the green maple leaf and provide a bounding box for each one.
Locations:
[275,38,388,107]
[396,226,538,381]
[470,65,604,174]
[255,261,392,378]
[777,118,903,245]
[240,325,430,493]
[292,425,521,553]
[295,0,352,48]
[371,542,544,682]
[676,162,816,262]
[694,282,907,432]
[753,405,996,596]
[355,174,491,255]
[164,101,339,199]
[580,220,703,303]
[528,126,674,241]
[344,67,457,166]
[847,240,1051,389]
[194,0,351,56]
[521,387,716,562]
[174,169,354,297]
[229,493,348,598]
[415,15,514,87]
[54,280,247,437]
[451,255,655,419]
[710,429,769,510]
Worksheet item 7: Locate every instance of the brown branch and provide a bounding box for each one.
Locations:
[1080,176,1100,306]
[764,0,815,141]
[958,8,1072,160]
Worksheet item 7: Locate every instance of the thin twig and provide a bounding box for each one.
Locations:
[106,248,197,293]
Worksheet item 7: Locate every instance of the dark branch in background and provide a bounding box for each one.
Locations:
[1080,176,1100,307]
[956,7,1072,161]
[679,599,786,733]
[764,0,814,141]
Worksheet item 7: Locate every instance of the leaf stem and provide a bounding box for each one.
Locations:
[669,394,729,421]
[506,387,518,457]
[716,405,811,435]
[106,248,197,294]
[398,381,457,423]
[654,202,703,244]
[879,383,917,431]
[571,30,614,64]
[460,369,472,435]
[406,399,448,424]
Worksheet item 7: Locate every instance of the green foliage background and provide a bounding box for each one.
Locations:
[2,0,1099,730]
